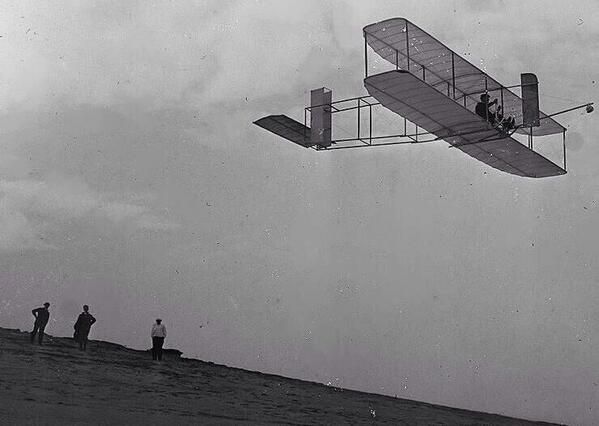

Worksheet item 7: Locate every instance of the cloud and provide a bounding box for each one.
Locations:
[0,199,56,251]
[98,201,147,223]
[136,214,180,231]
[0,1,361,111]
[0,174,177,252]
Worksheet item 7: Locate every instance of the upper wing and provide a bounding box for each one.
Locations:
[363,18,565,136]
[364,70,566,178]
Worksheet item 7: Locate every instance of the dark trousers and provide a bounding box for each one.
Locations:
[31,322,47,344]
[78,332,90,351]
[152,337,165,360]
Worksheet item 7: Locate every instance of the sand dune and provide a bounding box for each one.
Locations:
[0,327,560,425]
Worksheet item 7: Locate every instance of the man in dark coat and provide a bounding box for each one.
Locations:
[31,302,50,345]
[74,305,96,351]
[475,93,515,130]
[476,93,499,124]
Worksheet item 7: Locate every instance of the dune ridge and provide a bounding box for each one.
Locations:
[0,327,560,425]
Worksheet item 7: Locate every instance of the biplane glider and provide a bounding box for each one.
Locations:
[254,18,593,178]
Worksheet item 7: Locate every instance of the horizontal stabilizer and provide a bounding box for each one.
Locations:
[254,115,312,148]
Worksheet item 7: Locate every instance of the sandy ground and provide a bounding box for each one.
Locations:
[0,327,561,425]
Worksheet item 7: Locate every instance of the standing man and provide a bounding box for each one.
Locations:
[151,318,167,361]
[31,302,50,345]
[74,305,96,351]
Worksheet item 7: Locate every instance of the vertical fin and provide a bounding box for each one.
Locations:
[521,73,540,127]
[310,88,332,147]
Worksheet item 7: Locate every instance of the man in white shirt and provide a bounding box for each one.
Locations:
[151,318,167,361]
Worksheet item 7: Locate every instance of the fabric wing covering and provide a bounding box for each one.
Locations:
[364,70,566,177]
[363,18,565,137]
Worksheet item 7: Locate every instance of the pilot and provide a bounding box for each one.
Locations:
[476,93,515,130]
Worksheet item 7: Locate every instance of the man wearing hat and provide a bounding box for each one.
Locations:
[31,302,50,345]
[74,304,97,351]
[151,318,167,361]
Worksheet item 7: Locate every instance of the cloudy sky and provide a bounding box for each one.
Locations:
[1,1,598,424]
